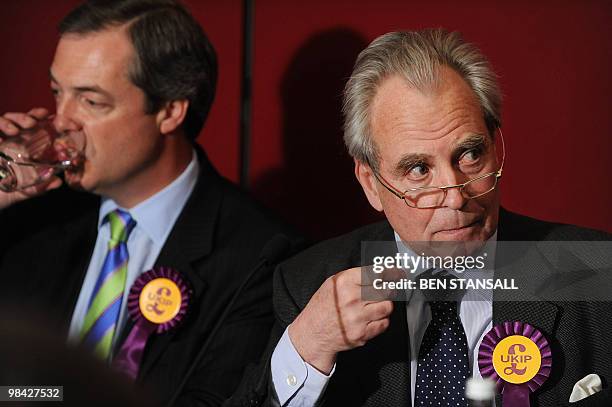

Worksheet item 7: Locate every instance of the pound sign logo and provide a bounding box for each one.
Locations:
[493,335,541,384]
[140,278,182,324]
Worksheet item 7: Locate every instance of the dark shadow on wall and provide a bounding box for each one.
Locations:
[252,28,383,241]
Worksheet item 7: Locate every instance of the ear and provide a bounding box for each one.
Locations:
[354,158,384,212]
[156,99,190,135]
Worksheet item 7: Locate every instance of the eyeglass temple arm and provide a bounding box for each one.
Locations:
[369,164,406,200]
[496,128,505,177]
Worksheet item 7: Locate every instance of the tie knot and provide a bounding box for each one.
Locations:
[106,209,136,245]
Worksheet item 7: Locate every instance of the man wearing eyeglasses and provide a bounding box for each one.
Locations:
[228,29,611,407]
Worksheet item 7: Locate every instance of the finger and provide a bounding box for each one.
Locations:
[330,267,358,291]
[363,318,390,342]
[4,112,38,129]
[20,176,62,198]
[361,266,405,285]
[341,266,364,286]
[1,192,28,209]
[360,264,378,286]
[0,117,20,136]
[361,278,400,302]
[27,107,50,120]
[363,300,393,321]
[44,177,63,191]
[379,266,406,282]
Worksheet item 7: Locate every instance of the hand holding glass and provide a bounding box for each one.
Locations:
[0,118,85,192]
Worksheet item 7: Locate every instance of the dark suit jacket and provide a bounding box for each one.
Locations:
[0,147,303,406]
[227,208,611,407]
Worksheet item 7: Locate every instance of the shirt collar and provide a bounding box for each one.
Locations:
[98,149,200,246]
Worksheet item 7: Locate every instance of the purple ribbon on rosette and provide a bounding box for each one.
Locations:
[478,321,552,407]
[112,267,192,380]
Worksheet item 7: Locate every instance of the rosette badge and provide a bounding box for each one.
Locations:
[478,321,552,407]
[113,267,192,379]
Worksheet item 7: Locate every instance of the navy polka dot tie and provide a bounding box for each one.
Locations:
[414,299,470,407]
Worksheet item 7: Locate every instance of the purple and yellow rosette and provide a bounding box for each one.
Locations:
[113,267,192,379]
[478,321,552,406]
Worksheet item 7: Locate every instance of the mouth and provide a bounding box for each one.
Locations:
[435,218,483,237]
[63,159,86,187]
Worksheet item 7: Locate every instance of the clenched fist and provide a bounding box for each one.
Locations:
[288,266,394,374]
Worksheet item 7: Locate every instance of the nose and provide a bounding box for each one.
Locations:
[439,169,468,210]
[443,187,468,210]
[53,98,81,134]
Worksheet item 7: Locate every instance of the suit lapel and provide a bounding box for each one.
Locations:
[51,191,100,332]
[494,208,561,405]
[137,147,223,379]
[495,207,560,333]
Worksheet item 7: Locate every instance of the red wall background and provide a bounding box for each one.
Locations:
[1,0,610,240]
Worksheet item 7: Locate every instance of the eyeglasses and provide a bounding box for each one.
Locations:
[371,130,505,209]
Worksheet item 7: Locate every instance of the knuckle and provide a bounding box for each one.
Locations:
[383,301,394,314]
[327,274,339,287]
[7,113,24,121]
[321,276,336,293]
[343,290,360,306]
[0,118,17,132]
[335,272,347,286]
[345,330,358,343]
[356,330,369,346]
[347,329,366,346]
[380,318,390,330]
[346,321,364,339]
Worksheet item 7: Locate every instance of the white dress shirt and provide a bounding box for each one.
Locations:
[67,150,199,357]
[271,230,497,406]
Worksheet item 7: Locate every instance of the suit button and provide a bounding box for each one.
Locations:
[286,374,297,386]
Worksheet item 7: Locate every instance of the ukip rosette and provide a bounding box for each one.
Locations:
[113,267,193,379]
[478,321,552,407]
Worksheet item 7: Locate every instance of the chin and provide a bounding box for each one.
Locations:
[425,226,491,258]
[65,170,96,192]
[64,172,84,190]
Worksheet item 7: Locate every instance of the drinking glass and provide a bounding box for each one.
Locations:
[0,118,85,192]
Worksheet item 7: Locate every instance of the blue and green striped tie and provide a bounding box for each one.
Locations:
[81,209,136,360]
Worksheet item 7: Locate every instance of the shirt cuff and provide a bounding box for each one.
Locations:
[271,326,335,406]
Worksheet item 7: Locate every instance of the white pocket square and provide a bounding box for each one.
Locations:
[569,373,603,403]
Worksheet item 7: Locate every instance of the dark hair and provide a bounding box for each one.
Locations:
[58,0,218,141]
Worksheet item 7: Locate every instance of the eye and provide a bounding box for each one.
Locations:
[459,148,482,165]
[50,87,60,98]
[407,163,429,179]
[82,96,106,109]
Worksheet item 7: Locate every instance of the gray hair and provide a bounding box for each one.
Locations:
[342,28,502,170]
